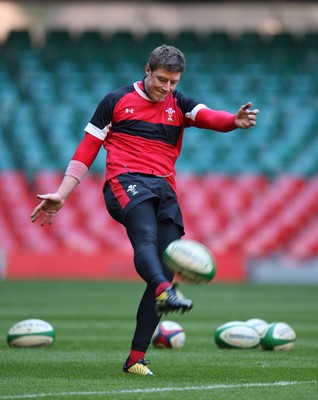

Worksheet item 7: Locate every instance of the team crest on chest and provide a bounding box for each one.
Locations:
[165,107,175,122]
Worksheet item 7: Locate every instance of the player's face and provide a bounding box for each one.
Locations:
[144,65,181,102]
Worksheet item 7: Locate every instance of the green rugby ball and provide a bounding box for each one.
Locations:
[261,322,296,351]
[163,239,216,284]
[215,321,260,349]
[7,319,55,348]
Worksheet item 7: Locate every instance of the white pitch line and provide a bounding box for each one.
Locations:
[0,380,316,399]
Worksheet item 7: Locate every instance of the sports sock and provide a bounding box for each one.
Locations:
[128,350,145,366]
[155,281,171,297]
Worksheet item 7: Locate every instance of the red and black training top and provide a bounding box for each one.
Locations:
[73,80,237,191]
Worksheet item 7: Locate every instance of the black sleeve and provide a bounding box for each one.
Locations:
[89,84,134,129]
[174,91,200,115]
[89,93,116,130]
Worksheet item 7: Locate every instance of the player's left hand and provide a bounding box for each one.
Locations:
[235,102,259,129]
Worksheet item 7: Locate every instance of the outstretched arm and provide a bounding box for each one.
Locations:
[31,132,103,226]
[189,102,259,132]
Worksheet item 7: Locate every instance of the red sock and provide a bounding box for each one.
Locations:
[155,281,171,297]
[128,350,145,366]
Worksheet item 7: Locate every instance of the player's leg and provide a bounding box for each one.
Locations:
[123,199,165,375]
[124,198,171,289]
[122,283,158,375]
[128,219,181,355]
[123,204,192,374]
[125,200,192,311]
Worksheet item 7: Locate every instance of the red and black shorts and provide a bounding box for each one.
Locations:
[103,173,184,233]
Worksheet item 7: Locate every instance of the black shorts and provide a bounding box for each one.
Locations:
[103,173,184,233]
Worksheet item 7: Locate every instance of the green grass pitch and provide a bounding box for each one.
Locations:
[0,280,317,400]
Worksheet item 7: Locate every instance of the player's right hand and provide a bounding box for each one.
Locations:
[31,193,65,226]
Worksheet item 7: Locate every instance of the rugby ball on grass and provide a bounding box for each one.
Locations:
[152,320,185,349]
[261,322,296,351]
[246,318,269,336]
[7,319,55,348]
[215,321,260,349]
[163,239,216,284]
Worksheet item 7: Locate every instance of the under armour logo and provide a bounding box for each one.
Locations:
[125,108,134,114]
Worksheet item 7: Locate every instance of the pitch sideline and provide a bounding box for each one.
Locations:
[0,380,316,399]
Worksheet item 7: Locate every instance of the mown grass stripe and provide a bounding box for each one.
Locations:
[0,380,316,399]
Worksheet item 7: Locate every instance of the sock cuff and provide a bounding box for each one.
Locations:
[155,281,171,297]
[128,350,145,366]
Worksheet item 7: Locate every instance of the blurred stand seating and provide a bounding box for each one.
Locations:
[1,171,318,260]
[1,28,318,267]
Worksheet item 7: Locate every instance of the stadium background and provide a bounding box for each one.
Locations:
[1,0,318,283]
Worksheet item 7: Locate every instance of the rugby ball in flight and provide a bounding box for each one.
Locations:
[163,239,216,284]
[215,321,260,349]
[260,322,296,351]
[7,319,56,348]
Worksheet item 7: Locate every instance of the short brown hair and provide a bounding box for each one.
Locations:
[147,45,186,73]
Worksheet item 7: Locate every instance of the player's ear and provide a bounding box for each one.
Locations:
[145,63,151,75]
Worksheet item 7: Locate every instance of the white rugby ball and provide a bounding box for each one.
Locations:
[215,321,260,349]
[246,318,269,336]
[261,322,296,351]
[152,320,185,349]
[163,239,216,284]
[7,319,55,348]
